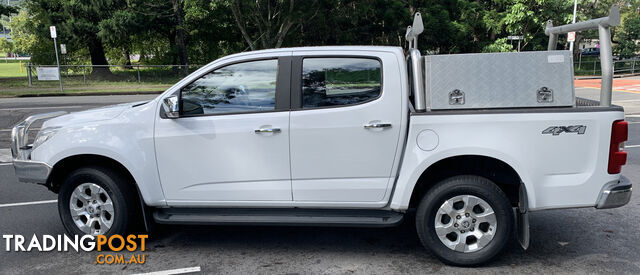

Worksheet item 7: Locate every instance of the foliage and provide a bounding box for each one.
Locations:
[7,10,38,55]
[615,13,640,59]
[11,0,640,68]
[0,38,13,54]
[482,38,514,52]
[0,4,17,17]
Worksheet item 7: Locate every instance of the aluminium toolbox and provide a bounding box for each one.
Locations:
[424,50,575,110]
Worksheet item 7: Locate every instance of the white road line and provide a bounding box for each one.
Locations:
[0,163,12,166]
[0,105,83,111]
[0,200,57,208]
[0,128,40,132]
[0,149,11,163]
[626,145,640,148]
[134,266,201,275]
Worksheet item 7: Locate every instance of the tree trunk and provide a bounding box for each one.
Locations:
[172,0,188,75]
[122,47,133,69]
[87,35,112,77]
[230,1,256,51]
[168,31,179,75]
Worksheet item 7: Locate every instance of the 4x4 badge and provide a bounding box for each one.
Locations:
[542,125,587,136]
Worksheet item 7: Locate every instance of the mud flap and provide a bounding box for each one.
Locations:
[137,190,155,233]
[517,184,530,250]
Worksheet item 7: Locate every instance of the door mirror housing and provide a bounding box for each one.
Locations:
[162,95,180,118]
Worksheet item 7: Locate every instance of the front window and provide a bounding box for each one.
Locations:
[180,59,278,115]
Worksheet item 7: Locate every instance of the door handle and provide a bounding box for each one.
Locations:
[255,128,281,134]
[364,123,392,129]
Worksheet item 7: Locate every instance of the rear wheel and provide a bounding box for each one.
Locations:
[416,175,513,266]
[58,166,137,236]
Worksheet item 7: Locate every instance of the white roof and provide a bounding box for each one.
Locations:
[225,45,403,59]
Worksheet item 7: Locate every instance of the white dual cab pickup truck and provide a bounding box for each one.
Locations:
[10,9,631,266]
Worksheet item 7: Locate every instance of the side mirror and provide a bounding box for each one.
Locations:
[162,95,180,118]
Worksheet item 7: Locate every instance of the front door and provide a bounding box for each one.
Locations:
[155,57,292,204]
[289,54,403,203]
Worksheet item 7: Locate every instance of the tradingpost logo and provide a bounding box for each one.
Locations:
[3,234,148,265]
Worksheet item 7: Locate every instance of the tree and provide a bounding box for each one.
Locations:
[0,3,17,32]
[615,14,640,58]
[292,0,410,48]
[25,0,133,77]
[0,38,13,56]
[483,38,514,52]
[8,10,38,55]
[0,4,17,17]
[173,0,188,73]
[227,0,318,50]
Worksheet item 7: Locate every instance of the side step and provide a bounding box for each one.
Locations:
[153,208,405,228]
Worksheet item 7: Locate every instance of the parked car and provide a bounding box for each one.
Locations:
[582,47,600,56]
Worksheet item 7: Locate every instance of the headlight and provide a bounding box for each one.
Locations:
[32,127,61,149]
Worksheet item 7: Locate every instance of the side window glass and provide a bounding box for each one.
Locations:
[302,58,381,108]
[181,59,278,115]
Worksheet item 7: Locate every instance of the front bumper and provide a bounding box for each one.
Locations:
[10,111,67,184]
[13,160,52,183]
[596,176,632,209]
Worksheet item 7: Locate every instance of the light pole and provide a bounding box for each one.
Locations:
[569,0,578,52]
[50,26,63,92]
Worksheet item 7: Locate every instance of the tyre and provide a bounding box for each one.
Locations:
[58,166,137,236]
[415,175,513,266]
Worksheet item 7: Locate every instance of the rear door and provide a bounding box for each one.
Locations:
[289,52,403,204]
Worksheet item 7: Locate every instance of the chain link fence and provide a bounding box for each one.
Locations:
[26,64,204,86]
[0,64,206,96]
[574,58,640,76]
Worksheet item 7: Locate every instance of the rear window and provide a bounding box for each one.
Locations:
[301,58,381,108]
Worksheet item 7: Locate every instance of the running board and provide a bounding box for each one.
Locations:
[153,208,404,227]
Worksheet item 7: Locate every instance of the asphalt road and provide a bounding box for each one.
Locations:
[0,90,639,274]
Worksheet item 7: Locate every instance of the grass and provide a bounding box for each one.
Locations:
[0,77,173,97]
[0,78,171,97]
[0,59,28,77]
[0,66,189,97]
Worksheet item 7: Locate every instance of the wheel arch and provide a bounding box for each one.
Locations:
[407,155,526,210]
[46,154,154,232]
[45,154,152,232]
[47,154,136,194]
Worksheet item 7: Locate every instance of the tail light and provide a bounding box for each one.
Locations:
[608,120,628,174]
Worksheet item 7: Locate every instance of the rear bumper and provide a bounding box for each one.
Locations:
[596,176,632,209]
[13,160,52,184]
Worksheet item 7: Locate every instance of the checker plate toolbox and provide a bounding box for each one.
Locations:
[405,6,620,112]
[424,51,575,110]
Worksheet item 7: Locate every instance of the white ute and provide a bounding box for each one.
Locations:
[11,8,632,266]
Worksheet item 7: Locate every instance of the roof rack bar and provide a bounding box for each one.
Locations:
[405,12,424,50]
[405,12,426,111]
[545,5,620,107]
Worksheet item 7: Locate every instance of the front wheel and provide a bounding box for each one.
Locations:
[415,175,513,266]
[58,166,136,236]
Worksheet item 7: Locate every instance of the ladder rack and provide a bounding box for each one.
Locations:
[545,5,620,107]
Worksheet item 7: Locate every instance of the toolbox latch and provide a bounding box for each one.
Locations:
[449,89,465,105]
[537,87,554,103]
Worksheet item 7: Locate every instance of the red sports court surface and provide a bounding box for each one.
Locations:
[575,78,640,93]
